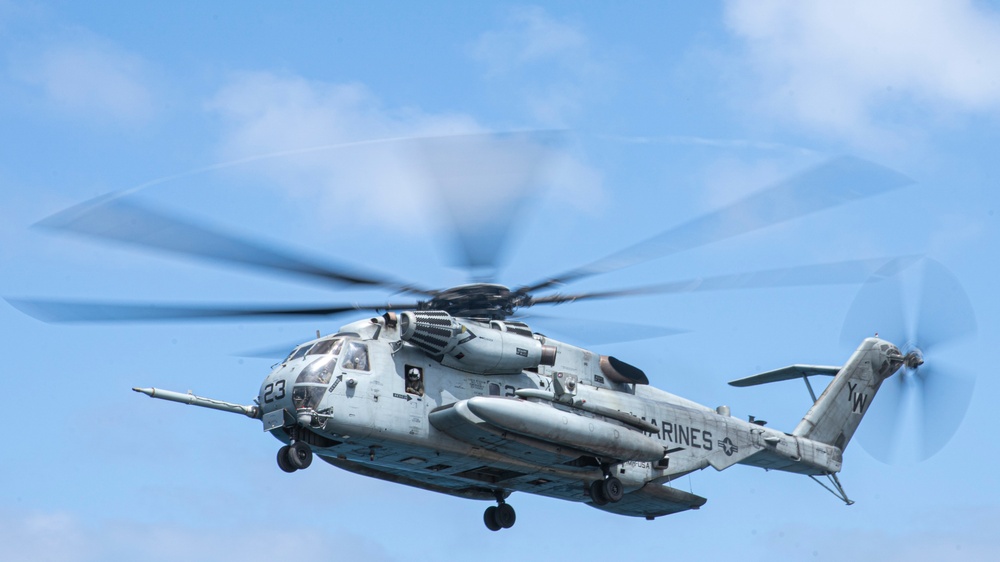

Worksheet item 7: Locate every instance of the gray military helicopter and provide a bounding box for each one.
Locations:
[8,137,977,530]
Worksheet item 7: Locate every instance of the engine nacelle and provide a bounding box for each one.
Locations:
[399,311,556,375]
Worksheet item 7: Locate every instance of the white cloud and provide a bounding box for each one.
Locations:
[205,71,602,239]
[470,6,608,124]
[472,6,589,75]
[724,0,1000,144]
[10,33,156,124]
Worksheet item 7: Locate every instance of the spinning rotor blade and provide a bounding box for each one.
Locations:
[37,194,434,296]
[840,258,978,463]
[912,258,977,351]
[408,131,566,279]
[529,256,919,306]
[518,156,912,295]
[839,266,908,348]
[915,359,976,460]
[236,340,314,359]
[6,298,417,323]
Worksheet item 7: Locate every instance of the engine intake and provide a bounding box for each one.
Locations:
[399,311,556,375]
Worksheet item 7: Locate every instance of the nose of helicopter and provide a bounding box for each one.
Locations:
[259,369,294,414]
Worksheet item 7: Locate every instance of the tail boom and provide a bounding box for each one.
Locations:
[792,337,903,450]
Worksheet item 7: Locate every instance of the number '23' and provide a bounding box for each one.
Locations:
[263,380,286,403]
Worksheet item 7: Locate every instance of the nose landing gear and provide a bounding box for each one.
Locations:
[483,491,517,531]
[277,441,313,473]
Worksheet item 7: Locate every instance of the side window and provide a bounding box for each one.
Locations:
[404,365,424,396]
[341,341,370,371]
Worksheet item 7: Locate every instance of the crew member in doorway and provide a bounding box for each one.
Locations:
[405,365,424,396]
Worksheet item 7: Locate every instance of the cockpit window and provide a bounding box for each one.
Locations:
[292,385,326,411]
[296,355,337,384]
[309,338,343,356]
[288,344,313,362]
[341,341,369,371]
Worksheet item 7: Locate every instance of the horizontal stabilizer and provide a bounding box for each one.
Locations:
[588,483,706,519]
[728,364,840,387]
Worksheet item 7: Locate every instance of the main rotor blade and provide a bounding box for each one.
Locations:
[236,341,311,359]
[408,131,566,280]
[6,298,417,323]
[529,256,918,306]
[37,194,434,296]
[518,156,912,295]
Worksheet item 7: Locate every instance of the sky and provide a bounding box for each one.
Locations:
[2,1,999,560]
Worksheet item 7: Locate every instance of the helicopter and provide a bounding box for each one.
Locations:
[7,135,977,531]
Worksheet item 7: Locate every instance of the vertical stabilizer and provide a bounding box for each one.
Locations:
[792,338,902,450]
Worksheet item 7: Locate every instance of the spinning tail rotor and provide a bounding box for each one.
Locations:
[840,258,977,463]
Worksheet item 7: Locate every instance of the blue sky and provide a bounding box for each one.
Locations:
[2,1,999,560]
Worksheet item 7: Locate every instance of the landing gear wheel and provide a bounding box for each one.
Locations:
[589,480,609,506]
[288,441,313,470]
[483,506,501,531]
[495,503,516,529]
[277,446,296,473]
[602,476,624,503]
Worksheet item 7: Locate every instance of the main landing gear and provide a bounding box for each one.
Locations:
[589,465,624,506]
[483,491,516,531]
[277,441,313,473]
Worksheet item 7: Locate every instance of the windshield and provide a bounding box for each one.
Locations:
[309,338,343,356]
[286,345,309,362]
[285,338,343,363]
[296,355,337,384]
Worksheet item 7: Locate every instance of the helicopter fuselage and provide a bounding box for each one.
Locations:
[251,313,880,518]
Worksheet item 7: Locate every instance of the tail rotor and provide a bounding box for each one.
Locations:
[840,258,977,463]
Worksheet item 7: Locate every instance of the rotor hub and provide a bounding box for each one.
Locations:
[422,283,521,319]
[903,349,924,370]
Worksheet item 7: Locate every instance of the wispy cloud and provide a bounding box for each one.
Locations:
[9,31,157,124]
[205,71,602,233]
[470,6,609,124]
[723,0,1000,146]
[471,6,589,75]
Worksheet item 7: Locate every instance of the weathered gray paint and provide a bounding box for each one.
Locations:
[138,317,906,520]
